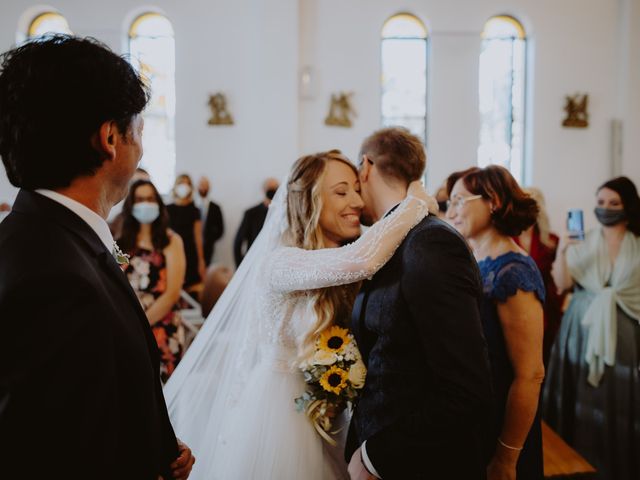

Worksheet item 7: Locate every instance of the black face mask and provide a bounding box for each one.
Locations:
[198,190,209,198]
[266,188,277,200]
[594,207,627,226]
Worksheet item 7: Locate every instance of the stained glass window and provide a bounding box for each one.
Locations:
[478,16,526,182]
[28,12,72,39]
[381,14,428,144]
[128,13,176,193]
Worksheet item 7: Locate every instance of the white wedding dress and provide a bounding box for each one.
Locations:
[164,184,426,480]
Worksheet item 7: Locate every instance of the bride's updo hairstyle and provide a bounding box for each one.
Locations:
[286,150,361,361]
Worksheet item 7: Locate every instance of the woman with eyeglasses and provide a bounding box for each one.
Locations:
[446,166,544,480]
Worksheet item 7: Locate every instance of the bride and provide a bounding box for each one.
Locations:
[164,150,431,479]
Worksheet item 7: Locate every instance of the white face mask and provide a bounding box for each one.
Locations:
[175,183,192,199]
[132,202,160,224]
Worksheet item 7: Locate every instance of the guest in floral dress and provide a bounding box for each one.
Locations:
[118,180,187,383]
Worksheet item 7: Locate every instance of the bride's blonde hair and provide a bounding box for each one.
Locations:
[285,150,361,361]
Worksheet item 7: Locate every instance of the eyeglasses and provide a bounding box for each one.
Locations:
[446,194,483,210]
[357,155,374,169]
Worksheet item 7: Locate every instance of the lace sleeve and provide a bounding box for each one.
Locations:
[490,262,546,304]
[266,195,428,292]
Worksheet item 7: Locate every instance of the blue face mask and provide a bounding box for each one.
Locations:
[132,202,160,224]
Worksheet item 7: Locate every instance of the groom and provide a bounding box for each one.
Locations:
[0,37,194,478]
[346,128,494,479]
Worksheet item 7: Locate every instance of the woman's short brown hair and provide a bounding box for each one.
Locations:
[446,165,539,236]
[360,127,425,184]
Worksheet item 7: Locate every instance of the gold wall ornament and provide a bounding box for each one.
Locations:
[208,93,234,125]
[324,92,356,128]
[562,94,589,128]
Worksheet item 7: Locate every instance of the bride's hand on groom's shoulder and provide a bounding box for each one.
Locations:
[170,438,196,480]
[407,180,439,215]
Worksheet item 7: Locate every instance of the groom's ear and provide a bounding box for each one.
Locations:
[359,155,372,183]
[91,120,118,161]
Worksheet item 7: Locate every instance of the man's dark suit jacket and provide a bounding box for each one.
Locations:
[233,202,267,266]
[0,190,179,479]
[202,200,224,265]
[346,215,494,480]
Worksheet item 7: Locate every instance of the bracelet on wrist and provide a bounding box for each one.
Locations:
[498,437,523,451]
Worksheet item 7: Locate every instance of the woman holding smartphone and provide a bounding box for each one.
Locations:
[543,176,640,480]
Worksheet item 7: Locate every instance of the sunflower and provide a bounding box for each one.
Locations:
[318,326,351,353]
[319,365,349,395]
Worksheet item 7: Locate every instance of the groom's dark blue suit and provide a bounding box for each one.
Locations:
[346,213,494,479]
[0,190,179,479]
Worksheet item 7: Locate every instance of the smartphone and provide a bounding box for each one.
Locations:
[567,209,585,240]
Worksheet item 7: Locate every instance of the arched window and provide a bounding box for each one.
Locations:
[478,15,526,182]
[27,11,72,39]
[128,13,176,193]
[381,14,428,144]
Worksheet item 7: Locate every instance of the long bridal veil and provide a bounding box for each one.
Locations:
[163,179,288,469]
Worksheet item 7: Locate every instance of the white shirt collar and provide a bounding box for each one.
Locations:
[382,203,399,219]
[35,189,114,251]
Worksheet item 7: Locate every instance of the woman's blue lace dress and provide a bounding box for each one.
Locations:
[478,252,545,479]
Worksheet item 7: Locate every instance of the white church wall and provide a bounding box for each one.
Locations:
[0,0,299,268]
[620,0,640,184]
[298,0,632,235]
[0,0,638,267]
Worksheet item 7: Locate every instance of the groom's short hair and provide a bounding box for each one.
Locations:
[0,35,149,190]
[360,127,426,184]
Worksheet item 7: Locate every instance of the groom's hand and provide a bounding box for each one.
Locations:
[170,438,196,480]
[348,447,377,480]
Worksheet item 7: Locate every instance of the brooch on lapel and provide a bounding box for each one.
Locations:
[112,241,130,268]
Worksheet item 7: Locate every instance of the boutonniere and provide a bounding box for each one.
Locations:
[112,241,130,267]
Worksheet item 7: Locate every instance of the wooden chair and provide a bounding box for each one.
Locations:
[543,421,596,479]
[199,264,233,317]
[179,290,204,349]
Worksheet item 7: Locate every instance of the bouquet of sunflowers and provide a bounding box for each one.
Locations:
[295,325,367,445]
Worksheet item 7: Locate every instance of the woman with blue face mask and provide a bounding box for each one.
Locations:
[117,180,187,383]
[544,176,640,480]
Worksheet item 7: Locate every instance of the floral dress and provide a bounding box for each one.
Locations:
[125,247,184,383]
